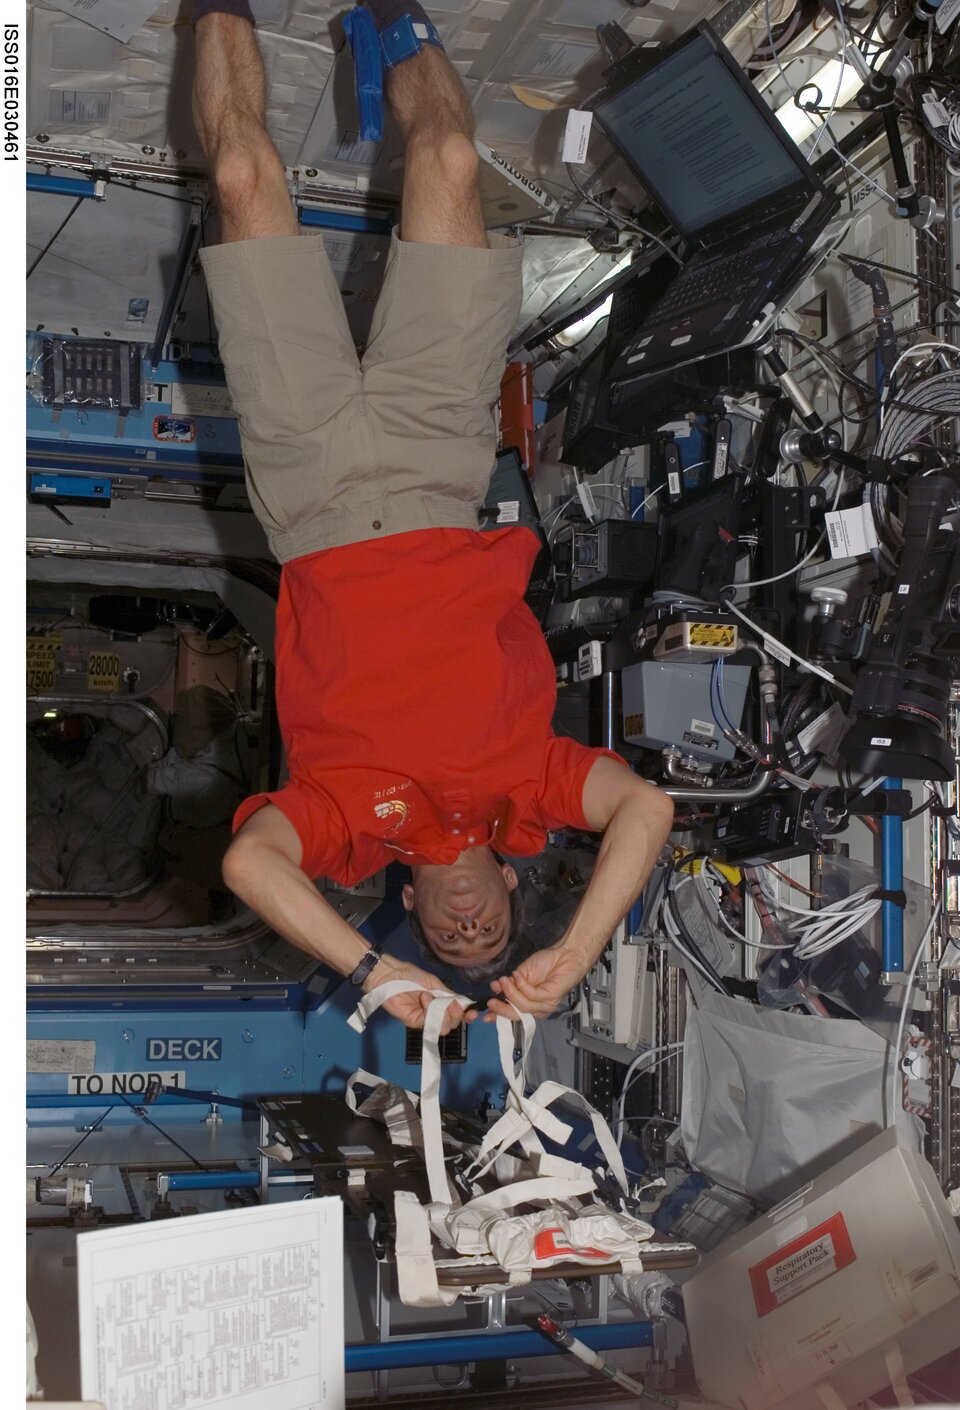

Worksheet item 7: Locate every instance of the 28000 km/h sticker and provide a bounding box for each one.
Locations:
[86,650,122,692]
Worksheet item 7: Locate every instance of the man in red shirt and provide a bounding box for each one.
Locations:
[192,0,674,1032]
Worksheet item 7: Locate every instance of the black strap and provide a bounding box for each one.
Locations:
[874,888,907,908]
[349,943,384,987]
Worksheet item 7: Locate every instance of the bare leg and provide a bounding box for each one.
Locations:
[385,44,487,248]
[192,14,297,242]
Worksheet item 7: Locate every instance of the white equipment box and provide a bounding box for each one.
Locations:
[683,1127,960,1408]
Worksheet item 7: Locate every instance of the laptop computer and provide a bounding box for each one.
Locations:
[591,23,842,379]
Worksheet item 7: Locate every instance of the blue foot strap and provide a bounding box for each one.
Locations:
[379,13,444,67]
[344,5,385,143]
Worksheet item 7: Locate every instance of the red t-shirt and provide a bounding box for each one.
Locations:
[235,526,621,884]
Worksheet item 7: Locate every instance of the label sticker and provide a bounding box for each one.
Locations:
[667,471,681,497]
[749,1213,856,1317]
[689,623,735,647]
[936,0,960,33]
[169,383,234,419]
[825,505,878,560]
[27,1039,96,1074]
[67,1070,186,1096]
[922,93,950,127]
[562,109,593,164]
[870,736,893,746]
[496,500,521,524]
[87,650,121,693]
[690,718,716,737]
[764,637,792,668]
[26,635,61,692]
[51,90,113,124]
[533,1227,611,1261]
[797,702,846,758]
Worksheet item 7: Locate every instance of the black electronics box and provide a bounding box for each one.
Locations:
[605,347,757,444]
[713,796,818,864]
[560,518,658,601]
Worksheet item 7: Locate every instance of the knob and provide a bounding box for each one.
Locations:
[810,586,848,618]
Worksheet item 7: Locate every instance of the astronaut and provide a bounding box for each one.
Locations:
[191,0,674,1031]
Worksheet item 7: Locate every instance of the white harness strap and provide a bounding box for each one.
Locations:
[345,1069,422,1150]
[346,978,473,1034]
[348,980,648,1305]
[394,1190,459,1308]
[419,994,465,1204]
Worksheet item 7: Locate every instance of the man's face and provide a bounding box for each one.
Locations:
[403,851,518,968]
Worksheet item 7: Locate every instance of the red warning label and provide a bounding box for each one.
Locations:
[749,1213,856,1318]
[533,1228,611,1262]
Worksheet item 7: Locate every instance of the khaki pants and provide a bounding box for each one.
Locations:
[200,229,524,561]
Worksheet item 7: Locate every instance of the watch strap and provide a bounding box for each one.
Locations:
[349,944,384,988]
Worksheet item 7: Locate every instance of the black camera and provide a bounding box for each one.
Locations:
[840,472,960,781]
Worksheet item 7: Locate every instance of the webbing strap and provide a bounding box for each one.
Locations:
[885,1345,915,1409]
[459,1173,598,1217]
[420,994,463,1204]
[345,1069,422,1151]
[346,978,473,1033]
[394,1190,459,1308]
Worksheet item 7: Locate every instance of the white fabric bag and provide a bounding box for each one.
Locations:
[680,976,923,1204]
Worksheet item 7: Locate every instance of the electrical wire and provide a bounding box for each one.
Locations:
[696,864,796,949]
[630,486,661,519]
[27,196,84,280]
[834,251,960,303]
[807,0,849,157]
[543,480,628,544]
[722,471,844,596]
[615,1044,684,1147]
[880,343,960,419]
[719,595,853,694]
[888,899,940,1129]
[564,161,684,266]
[877,368,960,460]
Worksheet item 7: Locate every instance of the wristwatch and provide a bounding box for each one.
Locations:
[349,943,384,988]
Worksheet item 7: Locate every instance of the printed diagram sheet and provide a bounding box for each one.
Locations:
[77,1197,344,1410]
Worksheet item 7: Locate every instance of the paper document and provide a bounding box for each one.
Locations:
[78,1197,344,1410]
[41,0,164,44]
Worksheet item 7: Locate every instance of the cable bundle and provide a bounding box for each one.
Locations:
[877,365,960,460]
[755,872,882,959]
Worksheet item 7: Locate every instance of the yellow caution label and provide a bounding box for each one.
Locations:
[689,623,736,647]
[87,650,122,693]
[26,635,61,692]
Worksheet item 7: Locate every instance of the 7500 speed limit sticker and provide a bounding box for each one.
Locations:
[26,635,61,691]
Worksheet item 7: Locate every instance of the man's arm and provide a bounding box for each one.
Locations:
[486,758,674,1020]
[223,805,474,1033]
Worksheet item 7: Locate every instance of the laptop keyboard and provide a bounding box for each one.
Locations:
[651,231,788,322]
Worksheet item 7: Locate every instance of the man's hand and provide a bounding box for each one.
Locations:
[484,943,587,1021]
[366,955,477,1035]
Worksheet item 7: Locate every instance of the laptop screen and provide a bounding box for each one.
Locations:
[593,30,812,239]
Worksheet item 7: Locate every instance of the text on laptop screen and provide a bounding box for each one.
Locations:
[595,34,808,237]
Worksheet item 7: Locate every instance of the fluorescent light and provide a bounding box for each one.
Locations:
[775,59,863,144]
